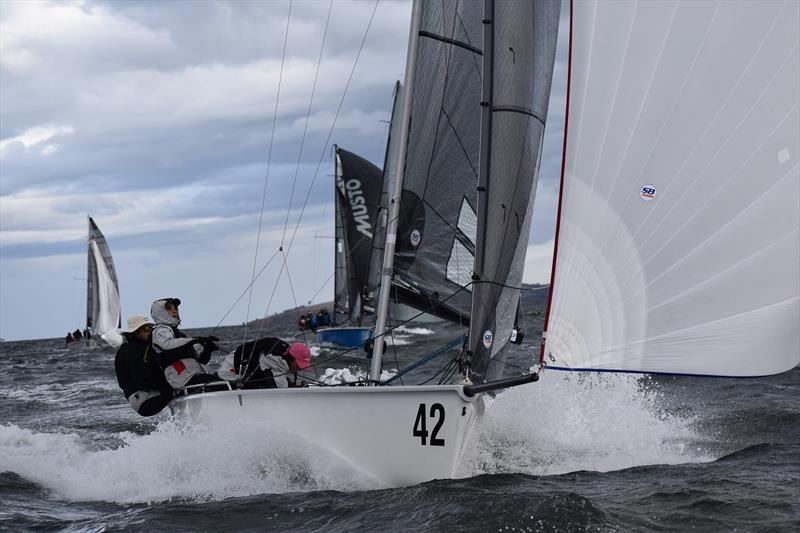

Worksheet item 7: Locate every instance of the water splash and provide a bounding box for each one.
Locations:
[393,326,435,336]
[459,371,714,477]
[0,420,377,504]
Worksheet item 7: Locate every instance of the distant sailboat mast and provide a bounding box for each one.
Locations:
[369,0,423,381]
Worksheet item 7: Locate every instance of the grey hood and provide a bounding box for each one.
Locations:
[151,298,180,326]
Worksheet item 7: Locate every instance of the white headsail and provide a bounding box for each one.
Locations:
[86,217,121,337]
[543,0,800,377]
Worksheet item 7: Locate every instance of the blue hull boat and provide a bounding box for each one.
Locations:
[316,327,373,349]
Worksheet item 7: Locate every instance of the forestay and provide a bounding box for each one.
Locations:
[86,217,121,336]
[543,0,800,376]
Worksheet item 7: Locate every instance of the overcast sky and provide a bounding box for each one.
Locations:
[0,0,568,341]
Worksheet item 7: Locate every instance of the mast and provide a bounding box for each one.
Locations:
[85,215,92,331]
[368,0,422,382]
[465,0,495,379]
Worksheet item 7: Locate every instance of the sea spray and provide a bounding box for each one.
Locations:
[0,419,377,504]
[458,371,714,478]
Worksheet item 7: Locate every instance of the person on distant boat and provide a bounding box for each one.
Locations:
[217,338,311,388]
[150,297,226,393]
[317,308,331,328]
[309,312,318,331]
[114,315,173,416]
[298,315,307,330]
[65,332,74,345]
[83,328,92,340]
[73,328,83,341]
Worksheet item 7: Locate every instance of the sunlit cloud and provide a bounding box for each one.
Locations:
[0,125,74,158]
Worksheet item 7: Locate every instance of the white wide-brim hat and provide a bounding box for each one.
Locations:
[121,315,153,334]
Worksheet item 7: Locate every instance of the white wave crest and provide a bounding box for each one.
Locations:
[393,326,435,336]
[0,420,377,504]
[459,372,713,478]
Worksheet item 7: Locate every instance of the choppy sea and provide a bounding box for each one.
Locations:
[1,316,798,532]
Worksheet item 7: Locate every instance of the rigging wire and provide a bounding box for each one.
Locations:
[279,0,380,262]
[210,248,282,331]
[242,0,294,350]
[209,0,376,337]
[280,0,335,248]
[244,0,381,368]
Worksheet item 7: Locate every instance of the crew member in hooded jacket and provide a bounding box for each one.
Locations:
[150,297,223,392]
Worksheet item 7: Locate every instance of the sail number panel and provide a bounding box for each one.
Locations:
[413,403,445,446]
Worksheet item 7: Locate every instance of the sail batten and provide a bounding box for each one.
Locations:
[543,0,800,377]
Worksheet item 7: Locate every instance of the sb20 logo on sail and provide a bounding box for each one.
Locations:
[640,184,657,202]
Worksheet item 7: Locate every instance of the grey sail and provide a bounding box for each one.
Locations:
[86,217,122,336]
[369,82,403,311]
[392,0,484,324]
[334,147,386,324]
[467,0,560,382]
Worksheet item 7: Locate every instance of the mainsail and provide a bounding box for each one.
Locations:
[333,147,385,324]
[542,0,800,377]
[86,217,121,336]
[391,0,484,324]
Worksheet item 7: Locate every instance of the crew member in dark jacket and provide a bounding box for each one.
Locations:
[114,315,173,416]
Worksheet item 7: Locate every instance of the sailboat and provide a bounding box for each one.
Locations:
[315,146,383,349]
[172,0,798,487]
[86,216,122,346]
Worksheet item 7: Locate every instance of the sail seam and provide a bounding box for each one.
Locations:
[418,30,482,55]
[491,105,544,126]
[634,5,797,244]
[555,295,799,367]
[647,228,799,314]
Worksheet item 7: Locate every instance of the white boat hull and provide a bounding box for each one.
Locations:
[171,385,483,487]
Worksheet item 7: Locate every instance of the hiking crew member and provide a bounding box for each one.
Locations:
[114,315,173,416]
[217,338,312,388]
[150,297,222,392]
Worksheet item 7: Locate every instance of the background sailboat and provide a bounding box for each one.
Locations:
[86,216,122,346]
[316,146,383,348]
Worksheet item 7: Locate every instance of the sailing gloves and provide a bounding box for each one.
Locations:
[192,336,221,364]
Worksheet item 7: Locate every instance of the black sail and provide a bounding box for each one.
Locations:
[393,0,484,324]
[334,147,385,323]
[468,0,560,382]
[333,162,350,323]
